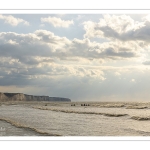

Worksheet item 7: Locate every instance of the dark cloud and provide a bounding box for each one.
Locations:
[95,26,138,42]
[100,48,136,58]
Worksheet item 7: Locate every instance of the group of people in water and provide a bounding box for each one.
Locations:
[71,104,90,106]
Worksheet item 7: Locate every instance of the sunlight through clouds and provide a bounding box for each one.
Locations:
[0,14,150,101]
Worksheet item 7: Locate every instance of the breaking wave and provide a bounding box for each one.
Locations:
[32,106,128,117]
[126,106,148,109]
[130,116,150,121]
[92,104,125,108]
[0,117,61,136]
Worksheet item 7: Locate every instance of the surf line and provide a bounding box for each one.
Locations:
[0,117,61,136]
[32,106,128,117]
[33,106,150,122]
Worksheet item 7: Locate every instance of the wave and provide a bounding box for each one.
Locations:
[130,116,150,121]
[91,104,125,108]
[126,106,148,109]
[33,106,150,121]
[0,117,61,136]
[125,128,150,136]
[32,106,128,117]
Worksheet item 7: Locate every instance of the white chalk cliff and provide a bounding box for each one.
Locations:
[0,92,71,102]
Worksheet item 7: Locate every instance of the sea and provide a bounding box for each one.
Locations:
[0,101,150,136]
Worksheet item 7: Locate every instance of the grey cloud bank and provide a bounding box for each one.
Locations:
[0,14,150,101]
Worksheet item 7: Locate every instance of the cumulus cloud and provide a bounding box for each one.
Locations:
[70,38,141,59]
[83,14,150,42]
[0,14,29,26]
[41,16,73,28]
[0,30,140,65]
[0,29,110,90]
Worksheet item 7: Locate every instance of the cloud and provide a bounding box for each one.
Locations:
[0,29,148,101]
[1,66,150,101]
[83,14,150,43]
[0,14,29,26]
[0,30,110,89]
[41,16,73,28]
[143,60,150,65]
[0,30,140,65]
[70,38,140,59]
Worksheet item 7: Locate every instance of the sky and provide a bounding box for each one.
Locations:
[1,14,150,101]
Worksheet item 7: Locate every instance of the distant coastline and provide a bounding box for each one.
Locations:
[0,92,71,102]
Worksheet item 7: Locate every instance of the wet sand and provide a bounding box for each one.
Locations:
[0,120,41,136]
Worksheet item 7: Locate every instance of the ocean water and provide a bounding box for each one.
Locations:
[0,102,150,136]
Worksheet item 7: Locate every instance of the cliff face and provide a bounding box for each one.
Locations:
[0,93,8,101]
[0,93,71,102]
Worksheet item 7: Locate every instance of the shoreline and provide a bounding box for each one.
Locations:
[1,101,150,136]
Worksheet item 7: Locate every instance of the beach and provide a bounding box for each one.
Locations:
[0,101,150,136]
